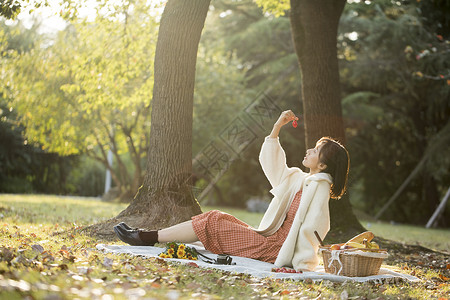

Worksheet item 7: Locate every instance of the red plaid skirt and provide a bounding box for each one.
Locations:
[192,190,302,263]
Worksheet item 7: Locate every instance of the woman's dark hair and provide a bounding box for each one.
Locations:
[317,137,350,199]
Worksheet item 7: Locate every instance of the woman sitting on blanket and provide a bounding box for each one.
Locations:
[114,110,350,272]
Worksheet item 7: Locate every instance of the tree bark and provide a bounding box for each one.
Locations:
[113,0,210,229]
[289,0,364,240]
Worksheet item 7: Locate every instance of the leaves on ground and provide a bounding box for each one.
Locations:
[0,196,449,299]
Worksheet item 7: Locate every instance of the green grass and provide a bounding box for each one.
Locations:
[359,220,450,254]
[0,194,449,299]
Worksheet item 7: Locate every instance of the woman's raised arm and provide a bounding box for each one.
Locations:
[269,110,298,138]
[259,110,300,188]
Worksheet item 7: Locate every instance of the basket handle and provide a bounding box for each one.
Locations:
[314,231,325,247]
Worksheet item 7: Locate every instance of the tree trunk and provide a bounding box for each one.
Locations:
[112,0,210,229]
[289,0,364,241]
[84,0,211,236]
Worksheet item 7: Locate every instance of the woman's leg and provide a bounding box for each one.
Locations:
[157,220,199,243]
[115,220,199,246]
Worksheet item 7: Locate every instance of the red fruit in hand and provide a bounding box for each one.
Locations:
[292,120,298,128]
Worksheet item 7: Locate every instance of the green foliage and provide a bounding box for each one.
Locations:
[0,0,21,20]
[0,23,78,195]
[3,1,259,200]
[193,44,255,156]
[416,0,450,39]
[253,0,290,17]
[194,1,304,206]
[339,1,450,225]
[66,155,105,196]
[0,1,53,20]
[0,109,79,194]
[0,101,34,193]
[2,1,159,198]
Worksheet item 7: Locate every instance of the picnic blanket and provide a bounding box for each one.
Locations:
[96,244,420,283]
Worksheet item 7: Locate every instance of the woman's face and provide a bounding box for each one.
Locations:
[302,142,326,174]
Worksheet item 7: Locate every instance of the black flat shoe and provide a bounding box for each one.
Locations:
[113,225,147,246]
[117,222,139,231]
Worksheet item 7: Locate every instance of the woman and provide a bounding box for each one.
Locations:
[114,110,350,271]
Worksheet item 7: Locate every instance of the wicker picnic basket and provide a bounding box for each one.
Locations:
[320,248,388,277]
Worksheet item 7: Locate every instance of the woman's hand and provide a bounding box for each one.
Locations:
[275,110,299,127]
[269,110,299,138]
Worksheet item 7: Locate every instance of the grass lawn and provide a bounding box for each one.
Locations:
[1,194,449,299]
[360,220,450,254]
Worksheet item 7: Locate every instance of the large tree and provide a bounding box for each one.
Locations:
[90,0,212,235]
[289,0,364,238]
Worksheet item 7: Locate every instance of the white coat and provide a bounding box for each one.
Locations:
[253,136,332,271]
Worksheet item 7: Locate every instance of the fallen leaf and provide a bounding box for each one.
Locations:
[41,252,55,264]
[77,266,92,275]
[122,262,133,270]
[103,257,114,268]
[134,265,146,271]
[439,274,449,281]
[11,254,28,266]
[31,244,44,254]
[1,247,15,262]
[187,262,199,268]
[151,282,161,288]
[340,289,348,300]
[157,267,170,273]
[186,282,201,290]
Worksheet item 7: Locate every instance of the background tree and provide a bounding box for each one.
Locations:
[0,18,82,194]
[5,1,157,200]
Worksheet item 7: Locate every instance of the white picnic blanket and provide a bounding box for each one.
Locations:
[96,244,420,283]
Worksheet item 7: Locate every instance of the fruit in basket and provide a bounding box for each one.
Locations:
[367,241,380,249]
[345,231,374,244]
[346,242,366,249]
[330,244,341,250]
[328,232,381,251]
[340,245,353,250]
[362,238,380,249]
[340,242,365,249]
